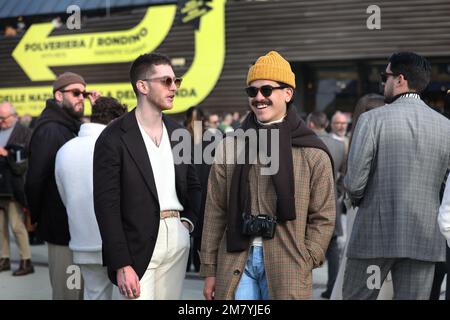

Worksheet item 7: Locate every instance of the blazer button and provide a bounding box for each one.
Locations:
[233,270,240,276]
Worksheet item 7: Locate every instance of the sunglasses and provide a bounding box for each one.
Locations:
[59,89,91,98]
[142,76,182,88]
[380,72,401,83]
[0,114,14,122]
[245,85,287,98]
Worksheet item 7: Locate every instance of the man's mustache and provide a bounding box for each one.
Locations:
[251,100,272,107]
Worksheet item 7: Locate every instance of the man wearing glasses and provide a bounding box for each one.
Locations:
[93,53,200,299]
[200,51,336,299]
[26,72,100,299]
[0,102,34,276]
[343,52,450,299]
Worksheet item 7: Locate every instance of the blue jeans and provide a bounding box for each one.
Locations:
[235,246,269,300]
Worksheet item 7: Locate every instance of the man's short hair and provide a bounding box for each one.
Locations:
[208,113,219,120]
[0,101,16,115]
[388,52,431,93]
[129,52,172,96]
[307,111,329,129]
[331,111,347,123]
[90,97,127,125]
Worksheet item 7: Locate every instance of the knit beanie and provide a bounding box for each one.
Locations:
[53,72,86,93]
[247,51,296,88]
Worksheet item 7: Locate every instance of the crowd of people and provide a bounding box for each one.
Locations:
[0,50,449,301]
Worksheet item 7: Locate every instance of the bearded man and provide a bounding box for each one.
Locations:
[26,72,100,300]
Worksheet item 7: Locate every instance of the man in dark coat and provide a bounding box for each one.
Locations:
[25,72,100,299]
[0,101,34,276]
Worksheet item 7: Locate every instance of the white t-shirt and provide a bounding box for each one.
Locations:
[137,121,183,212]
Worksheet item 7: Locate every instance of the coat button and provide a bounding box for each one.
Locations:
[233,270,240,276]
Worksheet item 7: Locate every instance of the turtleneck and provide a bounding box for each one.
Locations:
[386,92,421,104]
[256,114,287,126]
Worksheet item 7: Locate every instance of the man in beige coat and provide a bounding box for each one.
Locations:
[200,51,336,300]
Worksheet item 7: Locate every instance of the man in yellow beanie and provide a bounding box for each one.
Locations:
[200,51,336,299]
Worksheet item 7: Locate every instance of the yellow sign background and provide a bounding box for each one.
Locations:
[0,0,226,116]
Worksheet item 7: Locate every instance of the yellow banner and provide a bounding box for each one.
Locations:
[12,6,176,81]
[0,0,226,116]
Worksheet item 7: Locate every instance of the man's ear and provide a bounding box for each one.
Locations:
[54,91,63,103]
[397,74,409,90]
[285,87,294,103]
[136,80,148,96]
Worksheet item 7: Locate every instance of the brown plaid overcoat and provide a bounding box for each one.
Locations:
[200,137,336,299]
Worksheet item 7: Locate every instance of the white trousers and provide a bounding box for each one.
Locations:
[80,264,113,300]
[117,217,190,300]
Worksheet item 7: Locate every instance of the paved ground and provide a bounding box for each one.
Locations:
[0,235,329,300]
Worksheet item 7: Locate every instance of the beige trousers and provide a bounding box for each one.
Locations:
[47,243,83,300]
[117,216,190,300]
[0,199,30,259]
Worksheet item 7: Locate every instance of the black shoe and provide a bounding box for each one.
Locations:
[0,257,10,271]
[320,290,331,299]
[12,259,34,276]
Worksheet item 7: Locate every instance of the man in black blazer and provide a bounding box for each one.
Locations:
[94,53,200,300]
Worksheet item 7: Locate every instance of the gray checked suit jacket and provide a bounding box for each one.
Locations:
[345,96,450,262]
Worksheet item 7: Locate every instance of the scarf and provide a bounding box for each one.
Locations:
[227,105,334,252]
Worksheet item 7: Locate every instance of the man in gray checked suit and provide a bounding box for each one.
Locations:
[343,52,450,300]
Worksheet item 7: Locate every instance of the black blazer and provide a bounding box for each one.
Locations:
[93,109,201,284]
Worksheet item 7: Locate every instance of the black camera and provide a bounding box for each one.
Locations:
[242,214,277,239]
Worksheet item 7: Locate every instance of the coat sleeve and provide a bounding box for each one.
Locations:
[93,133,132,271]
[25,124,73,224]
[305,149,336,269]
[199,139,228,278]
[16,123,33,155]
[344,113,376,206]
[23,126,32,155]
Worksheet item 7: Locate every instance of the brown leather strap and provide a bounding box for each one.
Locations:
[160,210,180,219]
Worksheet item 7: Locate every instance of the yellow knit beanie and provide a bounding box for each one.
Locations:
[246,51,296,88]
